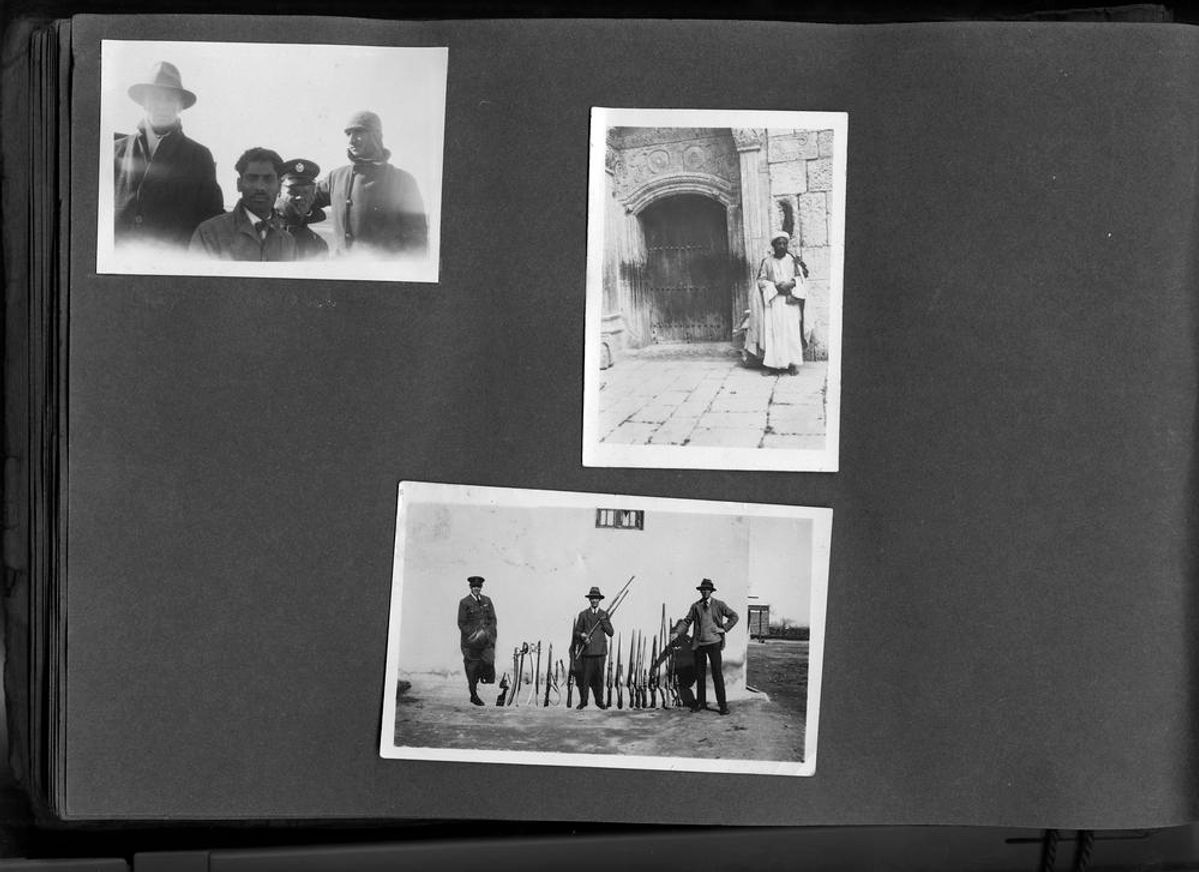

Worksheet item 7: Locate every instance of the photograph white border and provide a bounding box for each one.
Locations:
[96,39,447,284]
[379,481,832,776]
[582,107,847,472]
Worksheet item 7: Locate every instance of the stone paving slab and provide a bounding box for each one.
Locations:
[598,347,828,450]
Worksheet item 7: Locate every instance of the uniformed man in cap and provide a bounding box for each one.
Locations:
[114,61,224,249]
[457,576,497,706]
[189,147,297,262]
[572,586,614,710]
[315,110,428,258]
[274,159,329,260]
[671,579,739,714]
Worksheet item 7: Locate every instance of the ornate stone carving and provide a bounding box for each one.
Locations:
[609,129,741,214]
[731,127,765,150]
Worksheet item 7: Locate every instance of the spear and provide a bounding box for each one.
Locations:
[626,631,636,708]
[615,632,624,709]
[649,637,658,707]
[534,640,542,702]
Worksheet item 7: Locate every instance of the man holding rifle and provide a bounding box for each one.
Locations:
[573,586,615,710]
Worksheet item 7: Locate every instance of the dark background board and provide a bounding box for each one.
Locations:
[64,16,1199,827]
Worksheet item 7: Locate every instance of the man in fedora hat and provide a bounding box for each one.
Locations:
[651,619,697,710]
[749,231,809,375]
[114,61,224,249]
[572,586,614,710]
[671,579,739,714]
[314,110,428,258]
[189,147,297,262]
[456,576,497,706]
[275,159,329,260]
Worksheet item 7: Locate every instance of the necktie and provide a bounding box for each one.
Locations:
[254,219,269,240]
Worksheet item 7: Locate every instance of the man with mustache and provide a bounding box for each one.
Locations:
[315,110,428,258]
[189,147,297,261]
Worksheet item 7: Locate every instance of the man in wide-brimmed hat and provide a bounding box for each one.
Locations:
[671,579,739,714]
[314,110,428,258]
[456,576,497,706]
[114,61,224,249]
[572,586,614,710]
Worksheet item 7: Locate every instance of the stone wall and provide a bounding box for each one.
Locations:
[764,129,836,361]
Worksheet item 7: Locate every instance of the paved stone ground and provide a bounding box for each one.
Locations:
[598,344,828,450]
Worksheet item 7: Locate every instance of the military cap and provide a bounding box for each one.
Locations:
[279,159,320,183]
[696,578,716,592]
[468,576,485,587]
[344,110,383,134]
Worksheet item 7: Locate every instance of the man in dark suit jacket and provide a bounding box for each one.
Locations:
[457,576,497,706]
[572,586,614,710]
[672,578,739,715]
[113,61,224,249]
[315,110,427,258]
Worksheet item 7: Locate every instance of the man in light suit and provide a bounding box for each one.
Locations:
[572,586,614,710]
[456,575,497,706]
[672,578,739,715]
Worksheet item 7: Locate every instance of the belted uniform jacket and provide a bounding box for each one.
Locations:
[114,122,224,248]
[316,155,427,257]
[458,594,497,657]
[189,206,297,262]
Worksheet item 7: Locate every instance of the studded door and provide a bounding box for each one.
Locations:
[639,194,732,343]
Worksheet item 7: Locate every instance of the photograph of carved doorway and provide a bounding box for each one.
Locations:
[583,108,847,472]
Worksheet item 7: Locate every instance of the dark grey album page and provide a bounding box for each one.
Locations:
[65,16,1199,827]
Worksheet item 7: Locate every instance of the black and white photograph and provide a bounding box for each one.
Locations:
[583,108,847,472]
[96,40,446,282]
[379,482,831,776]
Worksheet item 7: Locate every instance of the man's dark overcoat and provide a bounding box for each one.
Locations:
[114,122,224,248]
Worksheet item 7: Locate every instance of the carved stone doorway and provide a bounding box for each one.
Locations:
[638,194,733,344]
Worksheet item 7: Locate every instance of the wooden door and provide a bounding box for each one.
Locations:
[639,195,732,343]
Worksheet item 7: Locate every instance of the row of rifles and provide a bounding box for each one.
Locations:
[492,578,686,710]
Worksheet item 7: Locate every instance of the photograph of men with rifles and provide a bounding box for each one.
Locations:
[380,483,831,776]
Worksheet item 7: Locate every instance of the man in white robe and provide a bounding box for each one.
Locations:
[751,232,808,373]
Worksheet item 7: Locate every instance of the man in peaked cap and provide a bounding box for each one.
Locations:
[457,576,497,706]
[114,61,224,249]
[671,579,739,714]
[749,231,810,375]
[314,110,428,258]
[275,159,329,260]
[572,586,614,710]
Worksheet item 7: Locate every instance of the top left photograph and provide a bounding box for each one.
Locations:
[96,39,448,283]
